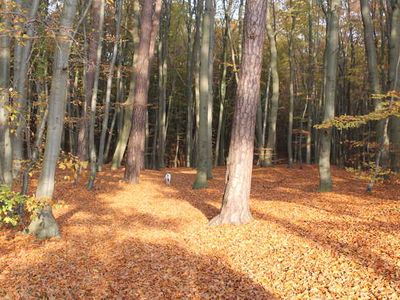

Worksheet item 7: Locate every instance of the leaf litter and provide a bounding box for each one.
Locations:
[1,165,399,299]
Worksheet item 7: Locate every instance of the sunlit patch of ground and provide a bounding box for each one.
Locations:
[1,165,399,299]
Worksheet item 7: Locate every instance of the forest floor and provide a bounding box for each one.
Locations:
[1,165,400,299]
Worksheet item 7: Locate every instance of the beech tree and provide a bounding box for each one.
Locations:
[210,0,267,225]
[318,0,340,192]
[27,0,79,239]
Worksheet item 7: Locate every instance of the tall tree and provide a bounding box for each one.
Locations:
[264,0,279,167]
[192,0,214,189]
[12,0,41,175]
[27,0,78,239]
[318,0,340,192]
[87,0,106,190]
[124,0,162,183]
[0,0,13,187]
[209,0,267,225]
[389,0,400,172]
[98,0,123,170]
[287,0,296,167]
[111,0,141,170]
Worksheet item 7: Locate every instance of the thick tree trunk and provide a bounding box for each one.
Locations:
[0,0,13,187]
[318,0,340,192]
[264,1,279,167]
[124,0,162,183]
[210,0,267,226]
[193,0,214,189]
[28,0,78,239]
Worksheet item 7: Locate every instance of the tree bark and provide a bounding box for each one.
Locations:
[29,0,78,239]
[264,1,279,167]
[318,0,340,192]
[97,0,123,170]
[210,0,267,225]
[111,0,140,170]
[124,0,162,183]
[0,0,13,187]
[193,0,213,189]
[389,0,400,172]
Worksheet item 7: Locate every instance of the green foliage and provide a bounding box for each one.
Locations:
[0,185,27,227]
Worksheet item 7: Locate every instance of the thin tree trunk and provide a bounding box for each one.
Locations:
[389,0,400,172]
[287,2,296,167]
[12,0,40,176]
[0,0,13,187]
[318,0,340,192]
[185,0,195,168]
[265,1,279,166]
[259,68,271,166]
[209,0,267,225]
[87,0,105,190]
[111,0,141,170]
[157,0,171,169]
[206,0,215,179]
[28,0,78,239]
[97,0,123,170]
[215,0,233,167]
[124,0,162,183]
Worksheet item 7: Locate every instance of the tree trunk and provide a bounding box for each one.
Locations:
[87,0,105,190]
[185,0,195,168]
[98,0,123,170]
[318,0,340,192]
[28,0,78,239]
[193,0,213,189]
[389,0,400,172]
[124,0,162,183]
[206,0,215,179]
[214,0,231,167]
[287,2,296,167]
[0,0,13,187]
[11,0,40,176]
[265,1,279,167]
[209,0,267,226]
[111,0,141,170]
[157,0,171,169]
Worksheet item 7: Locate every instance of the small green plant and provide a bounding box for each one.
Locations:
[0,185,27,227]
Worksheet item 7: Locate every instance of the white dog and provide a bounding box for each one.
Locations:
[164,173,172,185]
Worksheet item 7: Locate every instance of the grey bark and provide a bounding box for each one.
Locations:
[0,0,13,186]
[29,0,78,239]
[318,0,340,192]
[264,1,279,167]
[111,0,140,170]
[193,0,213,189]
[98,0,123,170]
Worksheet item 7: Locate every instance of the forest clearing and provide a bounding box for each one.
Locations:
[1,0,400,298]
[1,165,400,298]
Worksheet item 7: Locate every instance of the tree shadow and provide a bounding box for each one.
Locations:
[254,211,400,286]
